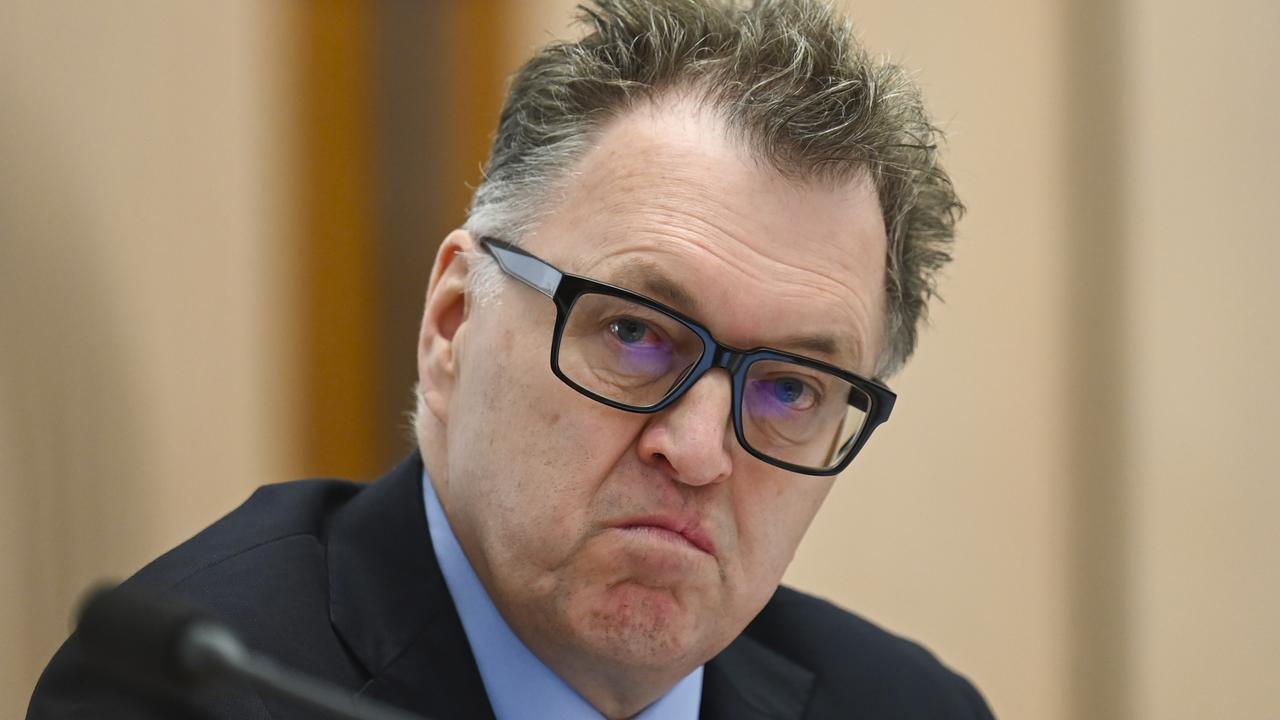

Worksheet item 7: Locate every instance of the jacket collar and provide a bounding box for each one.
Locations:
[326,452,812,720]
[701,631,814,720]
[326,452,495,719]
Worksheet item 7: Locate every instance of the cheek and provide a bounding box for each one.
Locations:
[730,476,834,594]
[447,321,646,564]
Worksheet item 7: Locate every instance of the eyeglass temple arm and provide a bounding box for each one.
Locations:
[481,238,562,297]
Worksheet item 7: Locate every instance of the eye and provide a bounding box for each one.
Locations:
[773,377,806,404]
[758,375,821,412]
[609,317,658,345]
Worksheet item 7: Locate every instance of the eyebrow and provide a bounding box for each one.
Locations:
[604,258,866,370]
[609,259,705,317]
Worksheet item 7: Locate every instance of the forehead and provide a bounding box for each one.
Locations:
[523,98,888,373]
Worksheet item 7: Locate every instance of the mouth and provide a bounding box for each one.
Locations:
[613,515,716,557]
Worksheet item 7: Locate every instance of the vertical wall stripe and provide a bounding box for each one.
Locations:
[370,0,507,465]
[296,1,381,479]
[295,1,507,477]
[1064,1,1132,718]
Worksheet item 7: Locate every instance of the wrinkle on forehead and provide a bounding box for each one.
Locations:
[525,97,888,375]
[604,257,865,368]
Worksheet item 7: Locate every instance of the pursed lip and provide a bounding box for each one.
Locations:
[612,514,717,556]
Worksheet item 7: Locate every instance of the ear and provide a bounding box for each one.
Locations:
[418,229,477,424]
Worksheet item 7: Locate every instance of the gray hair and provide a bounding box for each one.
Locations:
[463,0,961,378]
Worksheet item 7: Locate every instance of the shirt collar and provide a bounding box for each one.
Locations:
[422,469,704,720]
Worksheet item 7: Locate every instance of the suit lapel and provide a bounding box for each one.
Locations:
[701,632,814,720]
[326,453,495,720]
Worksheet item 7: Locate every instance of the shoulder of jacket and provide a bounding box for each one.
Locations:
[124,477,363,595]
[746,585,994,718]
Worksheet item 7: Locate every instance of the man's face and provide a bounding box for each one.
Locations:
[422,99,887,686]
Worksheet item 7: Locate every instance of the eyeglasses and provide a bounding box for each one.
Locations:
[478,237,896,476]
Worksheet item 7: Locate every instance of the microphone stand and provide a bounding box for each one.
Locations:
[180,621,424,720]
[78,584,429,720]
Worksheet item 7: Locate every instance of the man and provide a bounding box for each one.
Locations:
[30,1,992,718]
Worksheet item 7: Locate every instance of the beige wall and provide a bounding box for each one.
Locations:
[1126,0,1280,717]
[0,2,296,715]
[3,1,1277,719]
[788,2,1072,717]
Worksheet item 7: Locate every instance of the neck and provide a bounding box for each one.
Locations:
[493,597,702,719]
[538,648,680,719]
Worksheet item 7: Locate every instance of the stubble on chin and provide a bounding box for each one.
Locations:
[554,580,713,672]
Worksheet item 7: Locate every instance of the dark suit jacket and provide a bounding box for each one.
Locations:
[28,453,994,719]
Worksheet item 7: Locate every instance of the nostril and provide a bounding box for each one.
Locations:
[649,452,677,477]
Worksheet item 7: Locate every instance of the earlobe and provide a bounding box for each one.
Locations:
[418,230,476,424]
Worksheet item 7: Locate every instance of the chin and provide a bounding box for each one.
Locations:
[569,581,713,670]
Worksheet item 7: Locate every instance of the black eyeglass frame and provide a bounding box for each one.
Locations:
[478,236,897,476]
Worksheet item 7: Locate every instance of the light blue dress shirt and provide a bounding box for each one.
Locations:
[422,470,705,720]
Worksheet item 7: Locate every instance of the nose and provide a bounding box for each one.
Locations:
[636,369,734,487]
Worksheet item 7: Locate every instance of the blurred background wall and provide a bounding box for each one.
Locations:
[1,1,1276,719]
[0,1,298,713]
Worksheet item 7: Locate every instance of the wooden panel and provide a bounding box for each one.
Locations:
[296,1,380,479]
[369,0,507,469]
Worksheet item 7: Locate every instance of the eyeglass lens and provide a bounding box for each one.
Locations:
[556,292,870,471]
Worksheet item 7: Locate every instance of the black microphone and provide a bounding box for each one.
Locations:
[76,583,428,720]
